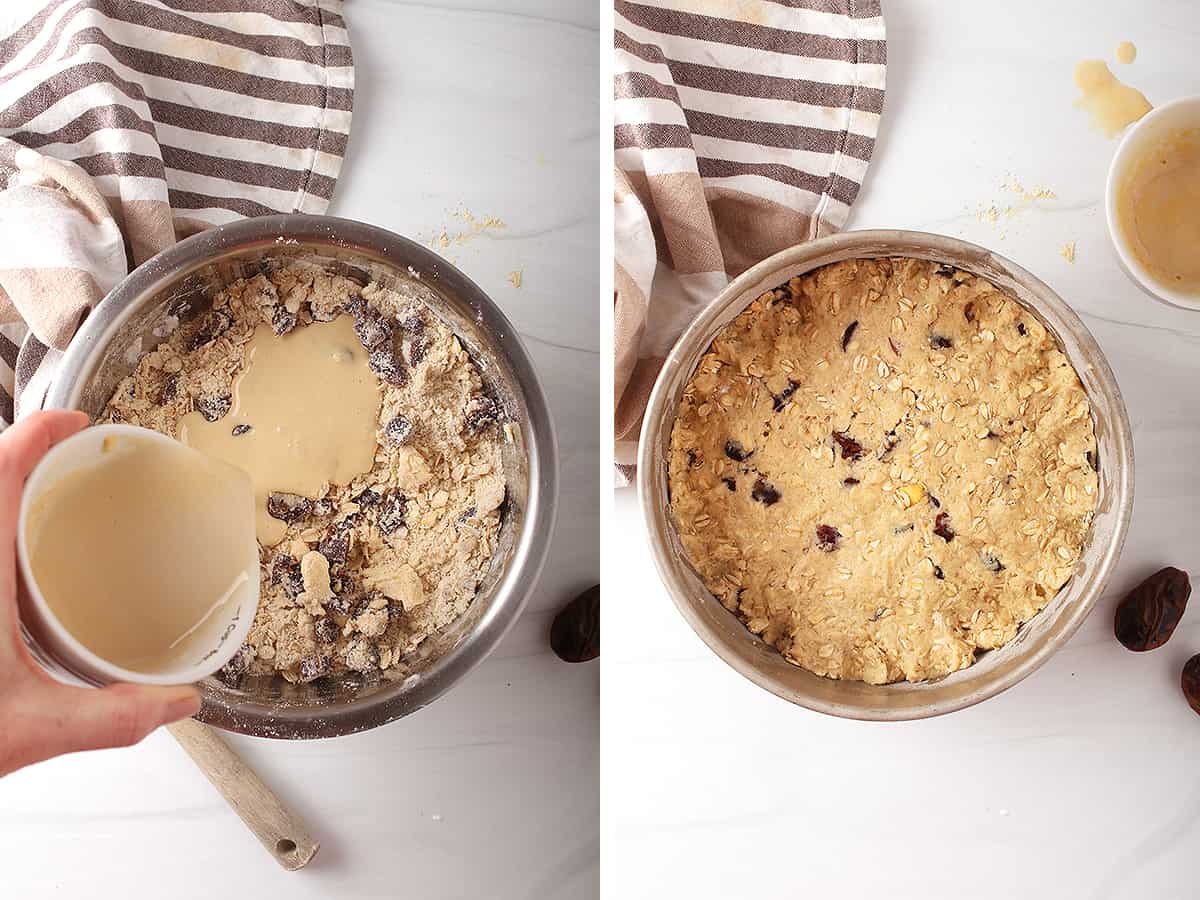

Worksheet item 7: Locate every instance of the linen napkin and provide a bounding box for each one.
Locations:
[0,0,354,425]
[614,0,886,484]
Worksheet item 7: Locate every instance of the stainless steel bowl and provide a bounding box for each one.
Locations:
[39,214,557,738]
[639,230,1134,721]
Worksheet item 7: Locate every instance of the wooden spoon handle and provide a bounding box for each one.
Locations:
[168,718,319,871]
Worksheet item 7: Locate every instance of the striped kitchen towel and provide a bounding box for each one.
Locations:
[614,0,885,482]
[0,0,353,425]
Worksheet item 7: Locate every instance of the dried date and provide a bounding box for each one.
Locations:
[551,584,599,663]
[1114,566,1190,652]
[1182,654,1200,716]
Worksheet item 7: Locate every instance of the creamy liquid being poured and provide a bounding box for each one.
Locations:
[178,314,381,546]
[1073,59,1151,136]
[1116,127,1200,296]
[26,433,258,674]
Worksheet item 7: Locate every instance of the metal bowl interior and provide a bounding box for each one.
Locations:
[43,215,556,738]
[639,230,1134,721]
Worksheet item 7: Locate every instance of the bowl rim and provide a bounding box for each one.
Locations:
[637,229,1134,721]
[41,213,559,738]
[1104,94,1200,310]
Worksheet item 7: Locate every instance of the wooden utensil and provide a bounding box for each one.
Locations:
[168,718,320,871]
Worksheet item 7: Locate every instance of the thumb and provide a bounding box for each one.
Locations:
[45,682,201,755]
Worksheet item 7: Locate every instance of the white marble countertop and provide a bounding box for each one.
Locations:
[0,2,598,897]
[607,2,1199,898]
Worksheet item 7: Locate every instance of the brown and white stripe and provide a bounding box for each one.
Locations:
[0,0,352,425]
[613,0,885,481]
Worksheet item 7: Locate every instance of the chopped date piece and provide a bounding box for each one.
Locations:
[231,423,252,436]
[843,477,860,486]
[407,337,429,366]
[159,373,179,404]
[840,320,859,352]
[722,477,737,492]
[314,618,340,644]
[325,588,362,617]
[352,308,392,349]
[724,440,752,462]
[271,304,298,336]
[378,493,408,535]
[1114,566,1191,652]
[266,491,312,523]
[931,561,945,580]
[751,478,781,506]
[318,531,349,568]
[927,492,941,508]
[312,497,334,517]
[195,394,231,423]
[772,379,800,412]
[686,449,700,468]
[1017,322,1027,336]
[220,646,251,680]
[551,585,600,663]
[933,512,955,542]
[1183,654,1200,716]
[188,310,232,350]
[929,333,953,350]
[457,505,478,524]
[368,347,407,386]
[964,302,976,323]
[384,415,414,447]
[271,553,305,599]
[354,487,381,507]
[399,314,425,335]
[832,431,865,461]
[465,396,499,436]
[816,524,841,552]
[297,654,332,683]
[982,554,1005,573]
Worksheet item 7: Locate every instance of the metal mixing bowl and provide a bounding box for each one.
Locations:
[38,214,557,738]
[639,230,1134,721]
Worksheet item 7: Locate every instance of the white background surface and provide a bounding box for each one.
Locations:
[0,2,598,898]
[606,2,1199,899]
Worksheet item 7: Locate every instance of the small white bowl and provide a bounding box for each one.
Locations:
[16,424,259,687]
[1105,94,1200,309]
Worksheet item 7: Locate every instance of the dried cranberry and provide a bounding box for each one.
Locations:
[724,440,752,462]
[267,492,312,523]
[297,654,332,683]
[369,346,407,386]
[195,394,231,422]
[840,320,859,352]
[384,415,414,447]
[832,431,864,461]
[1114,567,1191,652]
[314,618,340,644]
[751,478,781,506]
[378,493,407,534]
[816,524,841,551]
[934,512,955,542]
[188,310,231,350]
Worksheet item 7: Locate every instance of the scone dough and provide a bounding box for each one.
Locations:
[668,258,1099,684]
[103,263,507,684]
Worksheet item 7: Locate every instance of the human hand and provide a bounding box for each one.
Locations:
[0,411,201,777]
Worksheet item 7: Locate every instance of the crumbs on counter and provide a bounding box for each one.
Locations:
[507,269,523,289]
[1060,241,1077,263]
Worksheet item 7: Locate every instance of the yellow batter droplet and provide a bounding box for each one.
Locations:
[1115,41,1136,64]
[1073,59,1152,137]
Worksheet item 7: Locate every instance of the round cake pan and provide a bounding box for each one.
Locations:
[638,230,1134,721]
[35,214,558,739]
